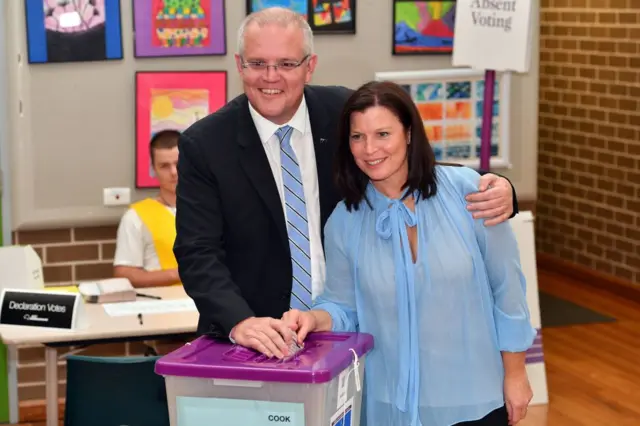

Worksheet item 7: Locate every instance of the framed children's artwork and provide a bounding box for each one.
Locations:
[24,0,123,64]
[246,0,355,34]
[392,0,456,55]
[309,0,355,33]
[247,0,307,17]
[132,0,226,58]
[135,71,227,188]
[375,68,511,169]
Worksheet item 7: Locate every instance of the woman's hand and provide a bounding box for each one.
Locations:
[282,309,318,345]
[504,372,533,425]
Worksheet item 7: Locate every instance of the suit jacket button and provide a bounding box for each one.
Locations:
[281,292,291,300]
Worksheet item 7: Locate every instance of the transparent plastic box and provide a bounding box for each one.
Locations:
[155,332,374,426]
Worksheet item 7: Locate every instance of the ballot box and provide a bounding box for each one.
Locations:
[155,332,374,426]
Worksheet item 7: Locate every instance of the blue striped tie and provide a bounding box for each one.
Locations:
[276,126,312,311]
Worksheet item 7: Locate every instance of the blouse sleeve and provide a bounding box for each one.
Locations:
[456,168,536,352]
[474,216,536,352]
[312,203,359,333]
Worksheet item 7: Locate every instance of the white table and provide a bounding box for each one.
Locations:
[0,286,199,426]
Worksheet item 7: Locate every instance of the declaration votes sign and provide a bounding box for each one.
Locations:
[452,0,534,73]
[0,288,84,329]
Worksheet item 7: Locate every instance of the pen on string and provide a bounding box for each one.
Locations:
[136,292,162,300]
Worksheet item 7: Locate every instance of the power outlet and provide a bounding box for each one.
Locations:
[103,187,131,206]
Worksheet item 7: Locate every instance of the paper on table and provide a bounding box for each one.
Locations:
[47,285,79,293]
[103,298,197,317]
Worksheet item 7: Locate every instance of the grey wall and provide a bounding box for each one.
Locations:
[5,0,539,231]
[0,3,11,243]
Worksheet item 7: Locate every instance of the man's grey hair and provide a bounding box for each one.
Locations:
[236,7,314,57]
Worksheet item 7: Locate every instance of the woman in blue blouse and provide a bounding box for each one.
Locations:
[283,81,536,426]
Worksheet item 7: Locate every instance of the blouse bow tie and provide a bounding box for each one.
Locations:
[375,199,418,240]
[374,197,421,425]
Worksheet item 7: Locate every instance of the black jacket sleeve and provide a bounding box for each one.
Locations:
[173,132,255,335]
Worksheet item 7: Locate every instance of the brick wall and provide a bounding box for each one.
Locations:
[11,225,183,402]
[536,0,640,284]
[14,226,117,287]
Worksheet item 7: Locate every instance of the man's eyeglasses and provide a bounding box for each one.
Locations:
[241,55,310,72]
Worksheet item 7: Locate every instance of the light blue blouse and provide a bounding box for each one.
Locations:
[313,165,536,426]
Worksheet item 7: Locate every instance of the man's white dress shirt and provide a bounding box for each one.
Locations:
[248,97,326,299]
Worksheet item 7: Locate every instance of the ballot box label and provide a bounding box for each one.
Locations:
[0,289,79,329]
[330,397,353,426]
[177,396,305,426]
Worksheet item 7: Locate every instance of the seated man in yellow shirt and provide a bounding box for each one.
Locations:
[113,130,181,288]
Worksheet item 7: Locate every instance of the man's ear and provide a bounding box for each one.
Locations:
[234,54,244,74]
[305,54,318,84]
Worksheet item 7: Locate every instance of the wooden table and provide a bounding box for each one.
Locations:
[0,286,198,426]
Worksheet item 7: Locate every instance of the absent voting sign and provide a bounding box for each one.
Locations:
[453,0,534,72]
[177,396,305,426]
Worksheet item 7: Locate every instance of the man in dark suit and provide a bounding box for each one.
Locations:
[174,7,519,359]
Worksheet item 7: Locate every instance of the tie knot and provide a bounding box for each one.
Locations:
[275,126,293,144]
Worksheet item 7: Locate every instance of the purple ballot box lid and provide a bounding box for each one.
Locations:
[155,332,374,384]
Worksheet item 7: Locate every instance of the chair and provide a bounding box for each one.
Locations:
[64,355,170,426]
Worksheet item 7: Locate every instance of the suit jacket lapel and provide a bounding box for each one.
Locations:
[304,87,337,248]
[236,98,289,250]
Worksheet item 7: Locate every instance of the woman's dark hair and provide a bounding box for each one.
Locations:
[334,80,437,211]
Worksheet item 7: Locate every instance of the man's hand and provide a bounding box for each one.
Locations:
[465,173,513,226]
[229,317,295,359]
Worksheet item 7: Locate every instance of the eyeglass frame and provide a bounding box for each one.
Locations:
[239,55,311,72]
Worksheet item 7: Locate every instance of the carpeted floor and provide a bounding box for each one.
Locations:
[539,291,617,328]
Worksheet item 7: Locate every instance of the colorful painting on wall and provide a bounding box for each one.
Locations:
[133,0,226,57]
[309,0,355,33]
[376,69,511,168]
[247,0,356,34]
[135,71,227,188]
[24,0,123,64]
[393,0,455,55]
[247,0,308,18]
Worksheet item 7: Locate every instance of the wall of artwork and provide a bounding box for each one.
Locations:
[3,0,540,231]
[376,68,511,168]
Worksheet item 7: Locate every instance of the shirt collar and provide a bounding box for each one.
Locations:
[248,96,308,144]
[366,183,414,212]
